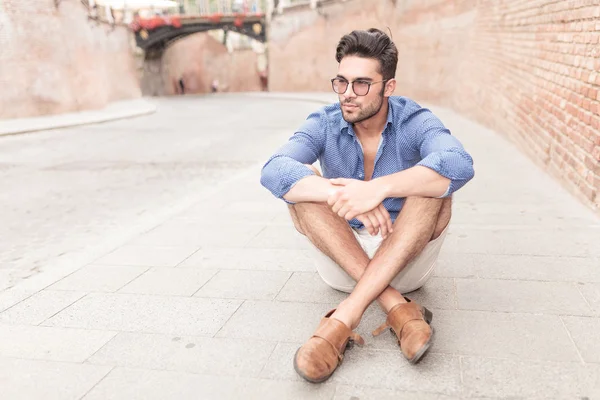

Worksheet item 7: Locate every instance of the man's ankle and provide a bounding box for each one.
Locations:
[332,299,365,330]
[378,287,408,313]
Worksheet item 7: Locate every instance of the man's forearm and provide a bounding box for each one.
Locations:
[377,166,451,198]
[283,176,338,203]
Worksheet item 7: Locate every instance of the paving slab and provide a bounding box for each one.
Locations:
[561,316,600,363]
[579,282,600,315]
[431,310,580,362]
[245,225,312,250]
[0,356,112,400]
[216,300,337,342]
[443,226,600,257]
[118,267,218,296]
[331,351,461,394]
[178,247,315,272]
[0,290,86,325]
[456,278,594,315]
[0,323,116,362]
[87,332,276,377]
[194,269,292,300]
[440,253,600,282]
[460,356,600,398]
[43,293,242,336]
[275,272,348,303]
[128,222,265,247]
[83,367,337,400]
[407,277,457,310]
[93,244,200,267]
[334,385,462,400]
[48,265,148,292]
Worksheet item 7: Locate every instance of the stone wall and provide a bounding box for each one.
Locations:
[269,0,600,211]
[0,0,141,119]
[141,33,264,96]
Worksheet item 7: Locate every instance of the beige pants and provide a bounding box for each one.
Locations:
[307,224,449,294]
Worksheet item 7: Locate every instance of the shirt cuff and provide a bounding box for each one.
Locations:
[436,183,451,198]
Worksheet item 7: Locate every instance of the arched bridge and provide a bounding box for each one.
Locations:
[131,3,267,54]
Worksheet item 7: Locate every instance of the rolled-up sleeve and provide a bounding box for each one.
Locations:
[260,110,327,201]
[409,111,475,196]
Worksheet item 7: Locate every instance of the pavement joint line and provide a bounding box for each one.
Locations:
[190,270,220,297]
[36,292,90,327]
[272,272,295,301]
[78,365,116,400]
[558,316,586,365]
[575,283,595,312]
[173,247,203,268]
[241,224,269,248]
[212,300,245,339]
[81,331,121,365]
[114,267,152,293]
[256,341,279,378]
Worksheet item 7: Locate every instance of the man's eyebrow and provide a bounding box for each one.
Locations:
[336,75,374,81]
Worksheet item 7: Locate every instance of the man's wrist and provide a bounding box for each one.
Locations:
[374,176,393,199]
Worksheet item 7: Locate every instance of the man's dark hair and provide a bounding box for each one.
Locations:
[335,28,398,80]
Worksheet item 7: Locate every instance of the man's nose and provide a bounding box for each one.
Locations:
[343,84,357,98]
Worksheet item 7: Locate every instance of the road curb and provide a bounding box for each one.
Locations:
[0,98,157,137]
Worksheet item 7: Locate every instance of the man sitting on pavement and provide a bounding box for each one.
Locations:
[260,28,475,383]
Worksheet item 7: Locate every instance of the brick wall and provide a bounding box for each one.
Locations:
[269,0,600,211]
[0,0,141,119]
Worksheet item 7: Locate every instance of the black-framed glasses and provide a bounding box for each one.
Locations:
[331,78,389,96]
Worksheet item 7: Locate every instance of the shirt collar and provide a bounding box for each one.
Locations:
[339,101,394,136]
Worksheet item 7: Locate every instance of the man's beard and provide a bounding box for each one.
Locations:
[341,95,384,124]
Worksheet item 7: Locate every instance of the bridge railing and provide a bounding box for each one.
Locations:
[177,0,267,16]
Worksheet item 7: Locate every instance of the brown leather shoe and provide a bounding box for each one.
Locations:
[293,309,364,383]
[372,298,433,364]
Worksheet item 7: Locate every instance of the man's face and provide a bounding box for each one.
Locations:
[336,56,387,124]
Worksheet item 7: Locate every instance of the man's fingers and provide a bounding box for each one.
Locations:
[346,207,361,220]
[357,214,375,235]
[379,204,394,234]
[337,204,352,219]
[373,207,388,238]
[367,213,380,235]
[327,190,340,206]
[331,199,344,214]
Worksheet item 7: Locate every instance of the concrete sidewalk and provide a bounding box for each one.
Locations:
[0,98,157,136]
[1,95,599,399]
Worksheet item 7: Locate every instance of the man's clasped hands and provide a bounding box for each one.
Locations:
[326,177,394,239]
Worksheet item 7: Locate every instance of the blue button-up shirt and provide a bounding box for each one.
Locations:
[260,96,474,228]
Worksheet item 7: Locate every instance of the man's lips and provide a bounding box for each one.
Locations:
[342,103,358,109]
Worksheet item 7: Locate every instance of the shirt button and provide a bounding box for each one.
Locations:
[358,173,364,178]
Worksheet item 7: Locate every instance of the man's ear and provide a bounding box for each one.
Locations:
[384,79,396,97]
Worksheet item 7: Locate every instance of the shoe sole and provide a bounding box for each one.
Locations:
[408,326,434,364]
